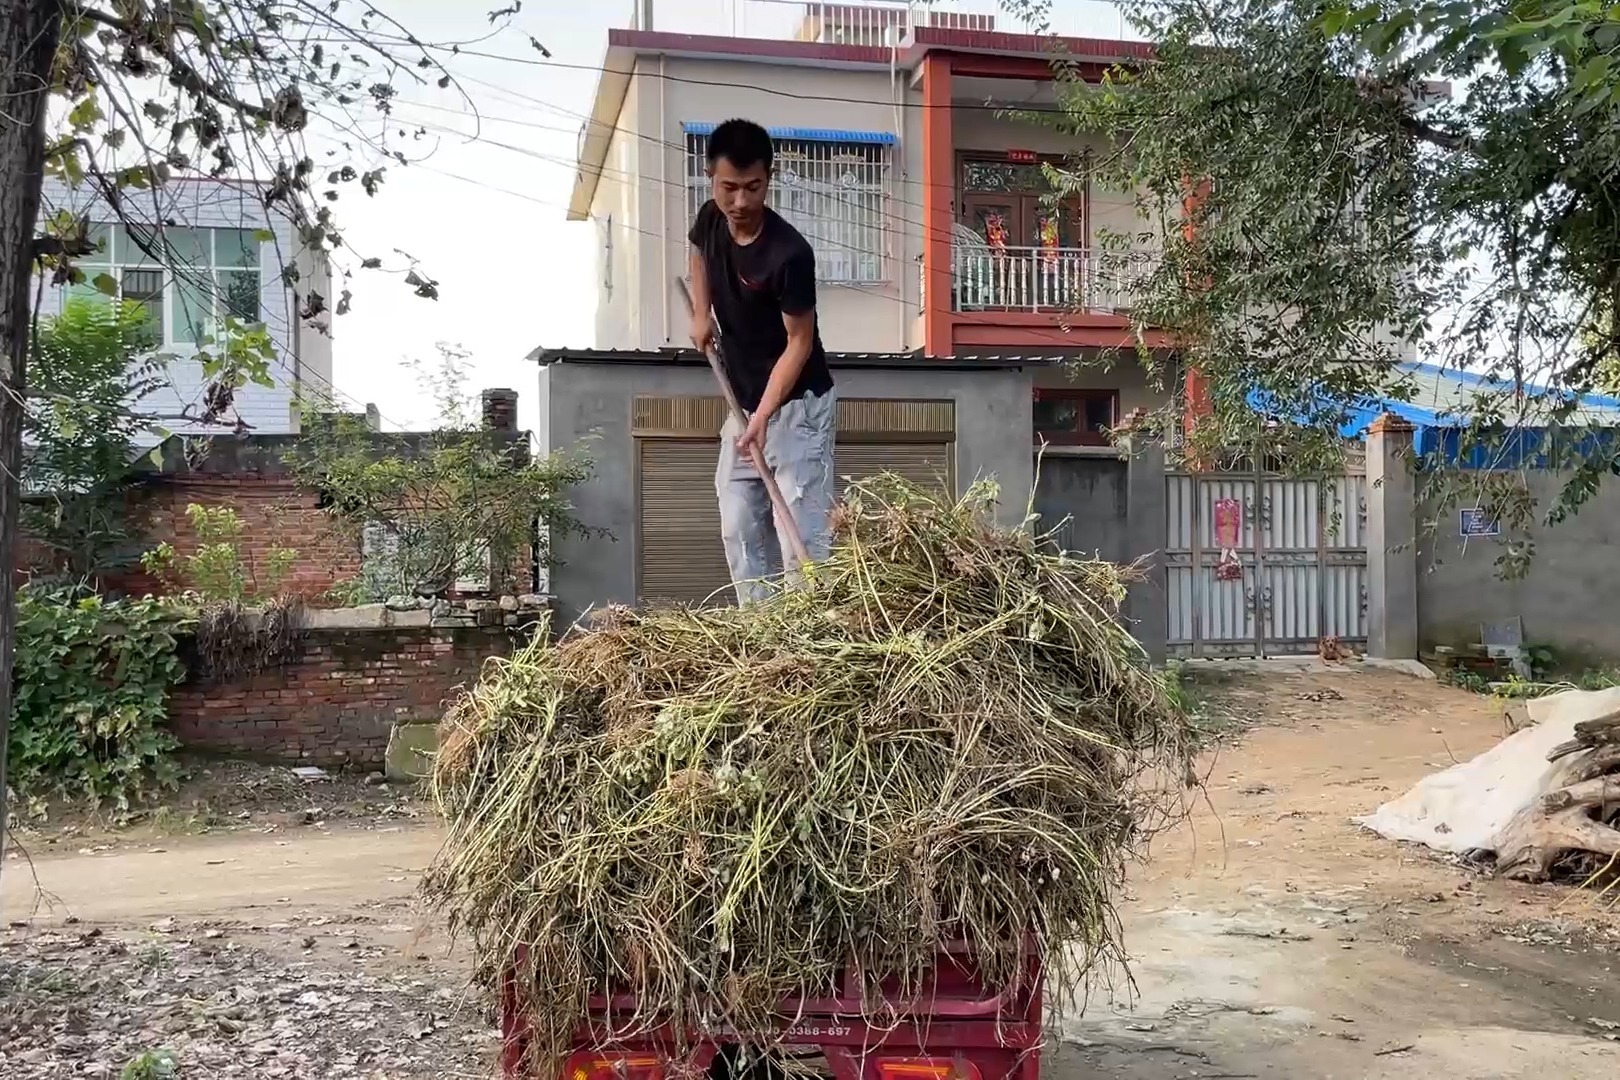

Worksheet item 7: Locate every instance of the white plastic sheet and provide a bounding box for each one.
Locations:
[1354,686,1620,855]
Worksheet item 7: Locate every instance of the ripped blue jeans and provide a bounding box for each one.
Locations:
[716,388,836,604]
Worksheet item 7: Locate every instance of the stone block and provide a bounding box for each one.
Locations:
[305,604,388,630]
[385,721,440,782]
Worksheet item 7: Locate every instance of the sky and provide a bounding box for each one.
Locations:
[323,4,614,434]
[324,1,1127,433]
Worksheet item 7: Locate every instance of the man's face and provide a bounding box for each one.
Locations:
[708,155,769,228]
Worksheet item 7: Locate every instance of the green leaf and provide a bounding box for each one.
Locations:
[1572,54,1612,92]
[67,95,103,132]
[253,228,275,242]
[91,273,119,297]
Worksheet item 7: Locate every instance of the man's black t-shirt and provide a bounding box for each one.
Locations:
[688,200,834,412]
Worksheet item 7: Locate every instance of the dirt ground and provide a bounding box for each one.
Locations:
[3,664,1618,1079]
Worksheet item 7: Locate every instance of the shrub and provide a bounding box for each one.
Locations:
[23,297,168,582]
[140,503,296,602]
[9,587,188,809]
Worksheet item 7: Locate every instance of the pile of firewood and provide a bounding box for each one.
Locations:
[1495,708,1620,881]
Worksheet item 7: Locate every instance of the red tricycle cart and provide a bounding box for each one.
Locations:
[499,941,1044,1080]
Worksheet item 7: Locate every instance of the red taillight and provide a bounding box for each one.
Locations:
[566,1053,664,1080]
[875,1058,983,1080]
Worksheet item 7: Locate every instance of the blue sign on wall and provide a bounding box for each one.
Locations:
[1459,508,1501,537]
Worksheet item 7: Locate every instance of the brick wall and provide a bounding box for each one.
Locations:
[24,426,538,602]
[98,473,532,602]
[109,475,363,601]
[169,621,511,766]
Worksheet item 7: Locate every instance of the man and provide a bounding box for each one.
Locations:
[688,118,836,603]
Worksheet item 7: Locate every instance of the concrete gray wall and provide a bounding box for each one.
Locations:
[1418,470,1620,661]
[540,358,1037,623]
[1032,452,1129,561]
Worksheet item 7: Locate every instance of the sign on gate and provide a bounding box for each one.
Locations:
[1165,462,1370,658]
[1213,497,1243,581]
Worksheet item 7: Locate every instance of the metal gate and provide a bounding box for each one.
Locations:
[1165,461,1369,658]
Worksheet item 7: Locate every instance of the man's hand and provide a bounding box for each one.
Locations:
[735,410,769,458]
[690,315,716,356]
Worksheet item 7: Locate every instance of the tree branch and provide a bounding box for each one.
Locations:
[67,3,278,125]
[1395,113,1469,152]
[1351,74,1470,151]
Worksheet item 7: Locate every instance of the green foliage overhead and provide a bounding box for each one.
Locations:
[9,589,188,810]
[26,1,533,333]
[1008,0,1620,519]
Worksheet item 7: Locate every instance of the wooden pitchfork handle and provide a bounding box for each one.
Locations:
[674,277,812,568]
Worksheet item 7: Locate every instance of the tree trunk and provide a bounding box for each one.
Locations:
[0,0,65,889]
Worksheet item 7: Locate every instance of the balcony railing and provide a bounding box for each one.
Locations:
[636,1,998,48]
[951,245,1156,315]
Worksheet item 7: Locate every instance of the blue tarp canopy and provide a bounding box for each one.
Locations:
[1246,362,1620,467]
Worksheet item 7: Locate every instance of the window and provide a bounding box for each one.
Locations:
[1033,388,1119,446]
[117,269,165,348]
[67,224,262,347]
[959,156,1087,252]
[685,131,888,284]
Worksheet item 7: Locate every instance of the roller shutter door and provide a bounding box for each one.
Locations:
[637,439,955,605]
[637,439,729,605]
[833,443,953,500]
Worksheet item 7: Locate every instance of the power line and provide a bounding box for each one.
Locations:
[403,110,1121,306]
[392,69,1145,271]
[416,152,1138,357]
[395,85,1056,216]
[368,34,1110,115]
[397,79,1098,254]
[308,42,1164,357]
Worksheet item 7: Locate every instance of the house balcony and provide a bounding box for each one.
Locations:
[920,244,1167,353]
[950,245,1155,316]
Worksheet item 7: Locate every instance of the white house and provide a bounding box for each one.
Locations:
[37,176,334,436]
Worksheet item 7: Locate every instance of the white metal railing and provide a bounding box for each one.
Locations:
[644,1,996,47]
[633,1,1133,45]
[905,1,1000,34]
[951,245,1156,314]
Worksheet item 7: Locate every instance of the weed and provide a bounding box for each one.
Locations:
[150,804,222,836]
[1577,668,1620,691]
[121,1050,178,1080]
[1164,662,1244,745]
[1441,666,1490,694]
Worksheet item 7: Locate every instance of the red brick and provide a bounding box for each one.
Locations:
[168,624,511,767]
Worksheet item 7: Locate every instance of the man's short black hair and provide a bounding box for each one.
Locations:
[707,118,773,173]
